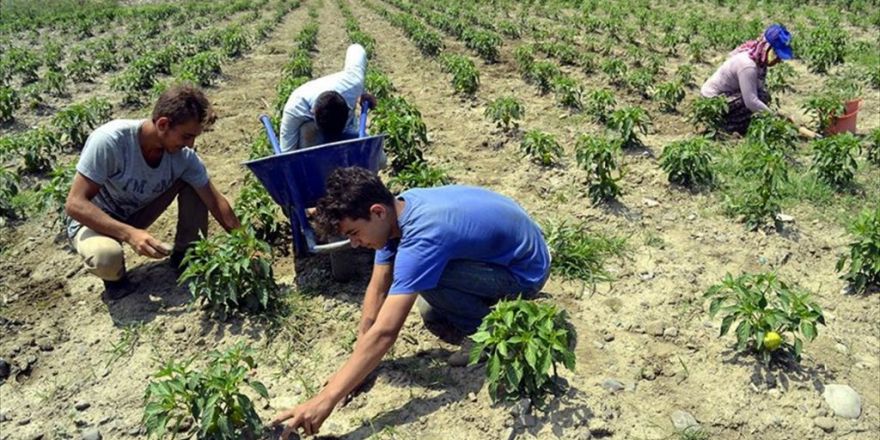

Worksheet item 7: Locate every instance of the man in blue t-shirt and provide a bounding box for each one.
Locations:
[272,167,550,438]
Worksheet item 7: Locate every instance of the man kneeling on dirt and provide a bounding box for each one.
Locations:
[279,43,377,152]
[65,84,240,300]
[272,167,551,437]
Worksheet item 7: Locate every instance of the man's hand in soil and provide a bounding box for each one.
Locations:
[125,228,167,258]
[271,396,335,438]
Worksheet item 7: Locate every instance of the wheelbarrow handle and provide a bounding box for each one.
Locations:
[358,101,370,138]
[259,114,283,155]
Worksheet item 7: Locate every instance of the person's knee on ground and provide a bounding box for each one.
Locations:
[80,238,126,281]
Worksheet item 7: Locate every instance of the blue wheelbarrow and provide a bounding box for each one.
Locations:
[243,105,385,280]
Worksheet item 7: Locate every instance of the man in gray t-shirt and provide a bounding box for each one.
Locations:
[65,85,240,299]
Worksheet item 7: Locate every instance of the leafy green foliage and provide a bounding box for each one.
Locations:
[484,96,524,132]
[801,23,846,73]
[513,45,535,76]
[463,28,501,63]
[440,54,480,96]
[704,272,826,364]
[282,50,312,79]
[585,89,616,123]
[552,76,583,110]
[371,96,428,173]
[220,25,251,58]
[607,106,652,149]
[66,58,94,83]
[2,127,61,174]
[811,133,860,189]
[41,71,68,97]
[725,141,788,230]
[365,69,395,101]
[236,176,285,244]
[575,135,624,204]
[600,58,628,87]
[143,343,269,439]
[689,96,728,138]
[542,219,627,285]
[520,130,562,166]
[659,137,714,187]
[179,228,279,317]
[867,127,880,166]
[745,113,798,153]
[836,207,880,294]
[387,161,450,191]
[0,86,19,122]
[766,63,798,95]
[469,299,575,404]
[36,162,76,223]
[175,51,222,87]
[0,167,21,220]
[527,61,560,94]
[802,95,845,134]
[652,81,685,112]
[52,98,112,150]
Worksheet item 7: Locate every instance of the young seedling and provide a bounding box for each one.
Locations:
[542,219,627,286]
[387,161,450,192]
[0,86,20,122]
[607,106,652,149]
[746,113,798,153]
[552,76,583,110]
[236,175,285,244]
[704,272,825,365]
[484,96,524,133]
[867,127,880,166]
[802,95,845,134]
[520,130,563,166]
[585,89,616,123]
[688,97,728,138]
[836,207,880,294]
[143,342,269,439]
[575,134,624,204]
[0,167,21,220]
[659,137,714,187]
[469,298,575,404]
[440,54,480,96]
[371,96,429,174]
[652,81,685,113]
[726,141,788,230]
[811,133,860,189]
[179,228,279,317]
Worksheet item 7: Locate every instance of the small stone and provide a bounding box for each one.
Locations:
[813,417,835,432]
[601,379,625,393]
[835,343,848,354]
[822,384,861,419]
[323,302,334,312]
[643,198,659,207]
[641,369,656,380]
[687,214,697,221]
[509,398,531,417]
[75,401,91,411]
[639,271,655,281]
[18,418,31,425]
[776,213,795,223]
[29,434,44,440]
[501,427,516,440]
[663,327,678,337]
[171,323,186,334]
[0,412,8,422]
[646,321,665,336]
[670,410,699,431]
[38,340,54,351]
[589,419,613,436]
[81,429,102,440]
[603,333,615,342]
[468,392,477,402]
[127,427,142,436]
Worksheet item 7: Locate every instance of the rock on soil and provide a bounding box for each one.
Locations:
[671,410,699,431]
[81,429,102,440]
[813,416,835,432]
[822,384,861,419]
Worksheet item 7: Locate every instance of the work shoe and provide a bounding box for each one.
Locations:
[448,339,479,367]
[102,278,134,301]
[168,250,188,274]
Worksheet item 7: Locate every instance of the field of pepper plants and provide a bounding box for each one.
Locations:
[0,0,878,439]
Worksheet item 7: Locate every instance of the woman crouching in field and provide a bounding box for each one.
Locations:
[700,23,818,138]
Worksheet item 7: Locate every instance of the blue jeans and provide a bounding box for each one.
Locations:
[416,260,547,344]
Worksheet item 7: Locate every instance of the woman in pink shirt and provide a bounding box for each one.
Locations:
[701,24,817,137]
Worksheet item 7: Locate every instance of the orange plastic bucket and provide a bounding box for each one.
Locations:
[827,99,861,135]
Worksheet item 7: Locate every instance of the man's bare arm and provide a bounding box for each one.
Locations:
[193,180,240,231]
[65,172,165,258]
[358,263,394,337]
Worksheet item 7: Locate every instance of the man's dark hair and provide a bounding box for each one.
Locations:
[152,83,217,128]
[314,167,395,238]
[313,91,349,140]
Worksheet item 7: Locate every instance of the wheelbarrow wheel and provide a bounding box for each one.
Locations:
[330,251,358,282]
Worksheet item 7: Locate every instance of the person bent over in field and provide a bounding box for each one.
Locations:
[65,84,240,300]
[271,167,551,438]
[279,43,377,152]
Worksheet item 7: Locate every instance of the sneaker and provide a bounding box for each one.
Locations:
[102,278,134,301]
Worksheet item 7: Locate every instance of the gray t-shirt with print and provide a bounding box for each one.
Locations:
[66,119,210,238]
